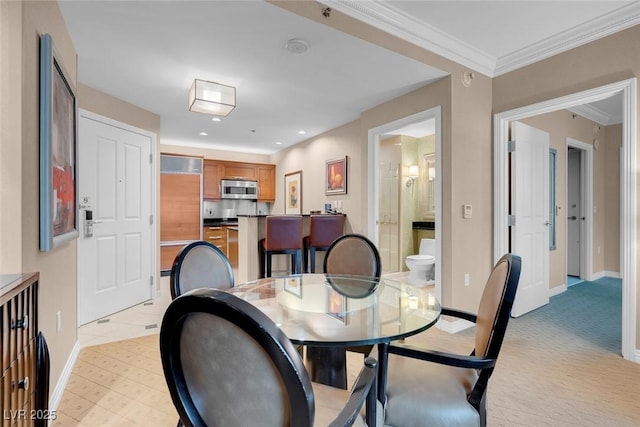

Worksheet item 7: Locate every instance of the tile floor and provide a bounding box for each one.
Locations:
[77,278,173,347]
[60,272,419,426]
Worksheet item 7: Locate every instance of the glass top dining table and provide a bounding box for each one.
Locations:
[228,273,441,395]
[228,273,441,347]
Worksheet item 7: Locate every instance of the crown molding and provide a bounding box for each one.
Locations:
[321,0,640,78]
[495,2,640,75]
[319,0,496,76]
[569,103,621,126]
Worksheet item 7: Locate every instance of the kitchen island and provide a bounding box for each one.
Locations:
[237,214,346,283]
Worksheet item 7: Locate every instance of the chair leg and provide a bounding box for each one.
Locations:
[303,244,309,273]
[266,251,272,278]
[296,249,302,274]
[309,248,316,273]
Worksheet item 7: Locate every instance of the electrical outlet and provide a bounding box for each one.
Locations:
[56,311,62,332]
[464,273,470,287]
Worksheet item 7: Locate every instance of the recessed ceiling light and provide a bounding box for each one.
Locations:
[211,117,221,122]
[199,132,208,136]
[275,141,283,145]
[298,130,306,135]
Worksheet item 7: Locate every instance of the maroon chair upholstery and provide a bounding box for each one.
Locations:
[303,215,345,273]
[260,215,303,277]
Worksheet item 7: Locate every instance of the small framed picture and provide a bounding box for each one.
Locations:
[284,170,302,214]
[326,156,347,195]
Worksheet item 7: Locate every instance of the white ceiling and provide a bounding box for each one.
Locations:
[58,1,639,154]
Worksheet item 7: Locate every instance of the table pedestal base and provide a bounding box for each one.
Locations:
[305,346,347,389]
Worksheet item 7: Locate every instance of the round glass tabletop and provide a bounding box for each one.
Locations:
[228,274,441,347]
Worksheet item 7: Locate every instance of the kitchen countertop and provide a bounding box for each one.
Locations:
[203,218,239,226]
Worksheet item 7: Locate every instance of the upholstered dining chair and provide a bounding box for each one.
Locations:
[323,234,382,356]
[260,215,303,278]
[170,241,234,299]
[160,288,380,427]
[383,253,522,427]
[323,234,381,279]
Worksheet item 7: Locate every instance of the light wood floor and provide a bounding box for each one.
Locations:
[54,276,640,426]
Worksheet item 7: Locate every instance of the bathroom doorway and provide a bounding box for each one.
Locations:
[368,107,442,298]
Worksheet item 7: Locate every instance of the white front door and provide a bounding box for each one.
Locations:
[78,112,154,325]
[510,121,550,317]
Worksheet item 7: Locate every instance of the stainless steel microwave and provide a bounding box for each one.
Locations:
[220,179,258,200]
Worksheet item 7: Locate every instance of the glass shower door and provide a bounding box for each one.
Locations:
[378,161,400,273]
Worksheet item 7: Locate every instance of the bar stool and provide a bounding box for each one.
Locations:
[303,215,345,273]
[260,215,303,278]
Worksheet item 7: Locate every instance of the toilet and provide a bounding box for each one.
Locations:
[405,238,435,286]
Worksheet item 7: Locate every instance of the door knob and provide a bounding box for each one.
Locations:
[568,216,577,220]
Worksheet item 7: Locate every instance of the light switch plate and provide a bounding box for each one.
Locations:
[463,204,472,219]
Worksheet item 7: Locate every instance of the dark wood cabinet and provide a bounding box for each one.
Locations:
[1,273,40,427]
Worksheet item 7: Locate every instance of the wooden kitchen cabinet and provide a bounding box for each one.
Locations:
[256,164,276,201]
[203,160,223,199]
[203,159,276,201]
[223,163,256,180]
[203,226,227,254]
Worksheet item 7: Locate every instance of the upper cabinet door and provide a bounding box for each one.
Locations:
[223,164,256,180]
[256,164,276,201]
[203,160,223,199]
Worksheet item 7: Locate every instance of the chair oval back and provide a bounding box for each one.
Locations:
[170,241,234,299]
[475,253,521,358]
[160,289,315,427]
[323,234,381,278]
[264,215,303,251]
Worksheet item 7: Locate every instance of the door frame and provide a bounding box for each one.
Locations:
[493,78,637,361]
[367,106,442,301]
[76,109,159,324]
[566,138,593,281]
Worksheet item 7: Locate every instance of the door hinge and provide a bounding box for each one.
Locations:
[150,275,154,287]
[507,215,516,226]
[507,140,516,152]
[149,153,153,164]
[149,214,154,225]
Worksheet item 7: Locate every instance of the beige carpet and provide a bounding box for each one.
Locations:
[56,277,640,426]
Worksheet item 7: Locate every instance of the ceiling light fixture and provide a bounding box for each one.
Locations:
[199,132,208,136]
[211,117,221,122]
[189,79,235,116]
[275,141,283,145]
[298,130,306,135]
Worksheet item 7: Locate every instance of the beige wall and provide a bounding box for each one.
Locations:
[493,25,639,343]
[604,124,622,273]
[160,144,270,164]
[19,0,79,391]
[522,110,621,288]
[0,1,23,273]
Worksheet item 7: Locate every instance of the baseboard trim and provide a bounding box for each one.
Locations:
[592,270,622,280]
[436,317,474,334]
[49,340,80,411]
[549,284,566,297]
[635,349,640,363]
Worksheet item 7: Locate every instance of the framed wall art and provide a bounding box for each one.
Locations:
[326,156,347,195]
[39,33,78,251]
[284,170,302,215]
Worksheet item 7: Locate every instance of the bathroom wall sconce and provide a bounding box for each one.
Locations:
[406,165,419,187]
[428,166,435,181]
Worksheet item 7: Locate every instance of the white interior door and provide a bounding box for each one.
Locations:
[567,148,582,277]
[510,121,550,317]
[78,113,153,325]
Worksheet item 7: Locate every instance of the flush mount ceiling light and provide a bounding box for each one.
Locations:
[189,79,235,116]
